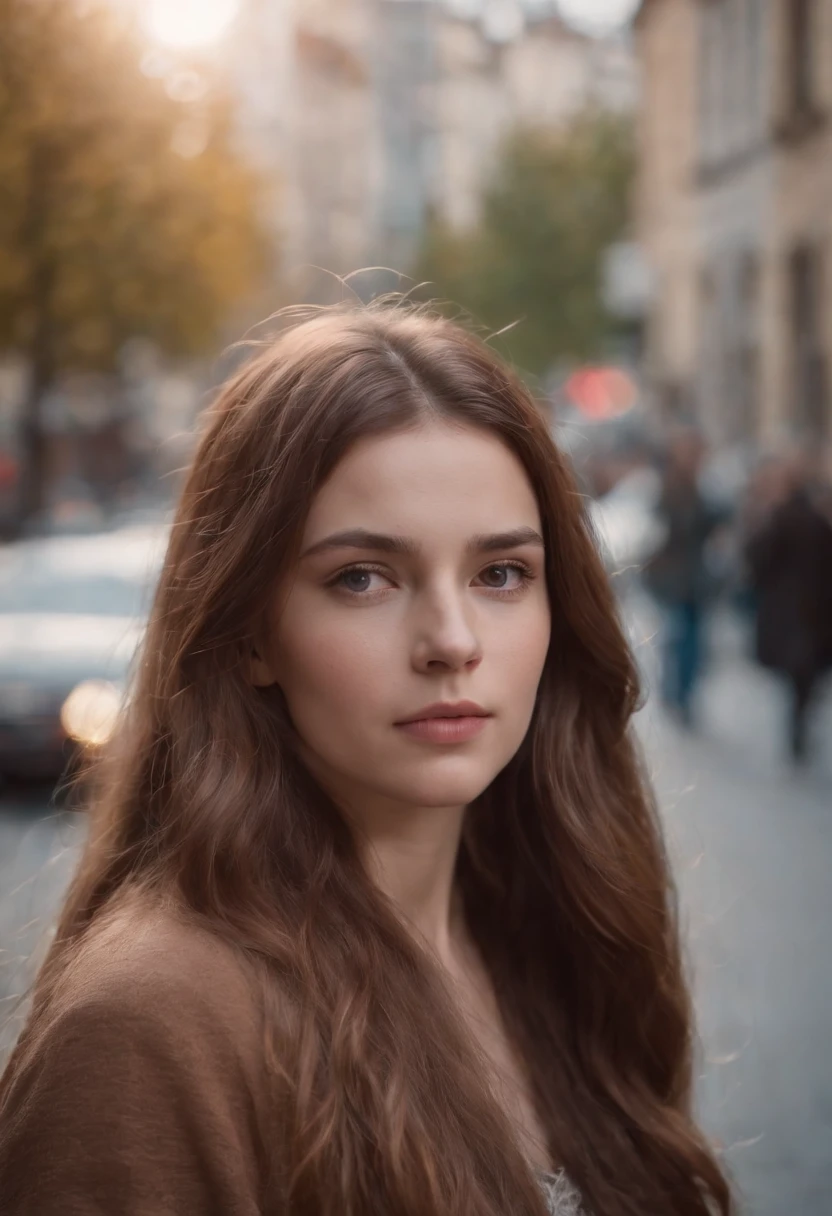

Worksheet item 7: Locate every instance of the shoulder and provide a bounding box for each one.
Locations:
[66,892,254,1006]
[16,891,265,1081]
[0,895,273,1214]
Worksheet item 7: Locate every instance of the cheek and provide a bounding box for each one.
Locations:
[496,602,551,690]
[275,605,391,723]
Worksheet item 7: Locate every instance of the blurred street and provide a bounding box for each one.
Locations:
[0,792,83,1061]
[633,593,832,1216]
[1,0,831,1211]
[1,589,829,1215]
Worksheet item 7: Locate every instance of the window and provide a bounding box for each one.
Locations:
[696,263,720,432]
[698,3,721,161]
[744,0,764,135]
[787,0,814,116]
[735,250,760,438]
[698,0,761,166]
[790,245,829,440]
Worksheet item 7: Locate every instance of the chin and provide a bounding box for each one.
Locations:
[384,760,501,809]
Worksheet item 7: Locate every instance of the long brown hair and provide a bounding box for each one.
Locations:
[18,303,731,1215]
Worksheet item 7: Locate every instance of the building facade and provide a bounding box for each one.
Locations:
[225,0,385,299]
[226,0,637,293]
[226,0,440,297]
[434,6,637,232]
[636,0,832,462]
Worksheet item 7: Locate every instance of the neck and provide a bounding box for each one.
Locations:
[298,749,473,967]
[352,799,469,967]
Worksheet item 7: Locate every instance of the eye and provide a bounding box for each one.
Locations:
[329,565,393,596]
[475,561,534,593]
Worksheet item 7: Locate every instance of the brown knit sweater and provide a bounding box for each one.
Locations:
[0,897,278,1215]
[0,900,581,1216]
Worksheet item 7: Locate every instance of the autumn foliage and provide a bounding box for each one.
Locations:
[0,0,271,519]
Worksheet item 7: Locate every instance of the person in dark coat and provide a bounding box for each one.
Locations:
[745,456,832,762]
[643,427,723,726]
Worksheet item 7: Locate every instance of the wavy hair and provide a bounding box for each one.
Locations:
[21,304,731,1215]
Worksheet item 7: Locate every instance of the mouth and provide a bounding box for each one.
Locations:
[394,701,492,745]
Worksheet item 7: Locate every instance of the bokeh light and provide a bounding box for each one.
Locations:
[556,0,641,35]
[145,0,239,49]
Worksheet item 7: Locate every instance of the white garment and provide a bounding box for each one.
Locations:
[537,1169,583,1216]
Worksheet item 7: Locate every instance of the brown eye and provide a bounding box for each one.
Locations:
[477,563,533,592]
[481,564,512,589]
[328,565,393,596]
[340,569,373,593]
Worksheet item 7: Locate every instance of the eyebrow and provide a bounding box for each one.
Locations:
[300,526,545,560]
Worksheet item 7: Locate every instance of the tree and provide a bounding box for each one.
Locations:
[415,110,634,379]
[0,0,271,524]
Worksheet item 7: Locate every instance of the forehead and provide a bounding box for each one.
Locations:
[302,421,541,540]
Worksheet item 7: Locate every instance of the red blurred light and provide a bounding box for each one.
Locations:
[564,366,637,419]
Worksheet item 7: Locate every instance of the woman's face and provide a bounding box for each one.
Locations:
[255,420,551,815]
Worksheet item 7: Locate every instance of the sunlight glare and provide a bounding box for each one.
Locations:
[556,0,640,35]
[145,0,240,49]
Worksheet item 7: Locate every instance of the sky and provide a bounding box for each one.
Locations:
[449,0,640,33]
[543,0,641,34]
[143,0,642,52]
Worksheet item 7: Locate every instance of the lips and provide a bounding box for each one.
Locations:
[394,701,492,745]
[395,700,490,725]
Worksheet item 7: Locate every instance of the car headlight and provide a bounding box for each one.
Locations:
[60,680,122,747]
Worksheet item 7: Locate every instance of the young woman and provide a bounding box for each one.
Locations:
[0,305,732,1216]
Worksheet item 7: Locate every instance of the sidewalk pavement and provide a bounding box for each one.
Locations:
[624,591,832,1216]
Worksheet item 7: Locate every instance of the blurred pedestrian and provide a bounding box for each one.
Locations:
[643,426,724,726]
[744,452,832,763]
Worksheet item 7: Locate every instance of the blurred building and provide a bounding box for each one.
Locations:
[376,0,439,271]
[226,0,437,296]
[636,0,832,464]
[226,0,637,291]
[225,0,382,296]
[435,2,637,232]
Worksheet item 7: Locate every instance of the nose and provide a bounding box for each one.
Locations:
[410,582,482,674]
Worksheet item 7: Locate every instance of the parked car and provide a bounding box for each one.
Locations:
[0,522,167,781]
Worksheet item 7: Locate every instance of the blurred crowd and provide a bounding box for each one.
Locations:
[603,427,832,766]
